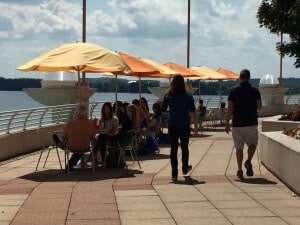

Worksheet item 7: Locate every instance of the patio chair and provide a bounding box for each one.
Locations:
[203,108,221,129]
[197,111,207,134]
[35,129,63,171]
[117,129,141,169]
[64,140,95,174]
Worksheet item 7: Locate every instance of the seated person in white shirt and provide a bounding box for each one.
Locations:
[94,102,119,165]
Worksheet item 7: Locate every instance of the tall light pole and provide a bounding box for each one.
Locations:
[82,0,86,43]
[82,0,87,84]
[279,32,283,86]
[187,0,191,68]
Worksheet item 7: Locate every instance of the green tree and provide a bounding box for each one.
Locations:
[257,0,300,68]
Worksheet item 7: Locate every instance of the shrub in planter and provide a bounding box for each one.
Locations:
[283,126,300,139]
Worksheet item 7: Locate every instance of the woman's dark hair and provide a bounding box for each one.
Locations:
[140,97,149,112]
[101,102,113,120]
[132,99,139,105]
[152,102,162,116]
[113,101,123,113]
[168,74,186,96]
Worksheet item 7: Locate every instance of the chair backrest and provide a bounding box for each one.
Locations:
[118,129,136,149]
[52,133,61,145]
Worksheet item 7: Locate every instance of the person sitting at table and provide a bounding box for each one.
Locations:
[151,102,162,123]
[113,101,131,135]
[126,104,139,130]
[197,99,207,117]
[132,98,150,129]
[94,102,119,166]
[140,97,150,115]
[61,105,95,169]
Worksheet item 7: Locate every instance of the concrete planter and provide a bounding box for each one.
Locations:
[260,131,300,196]
[261,115,300,132]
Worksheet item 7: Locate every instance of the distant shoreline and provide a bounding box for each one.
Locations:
[0,77,300,95]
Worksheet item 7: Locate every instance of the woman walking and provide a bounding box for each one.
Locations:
[161,74,198,181]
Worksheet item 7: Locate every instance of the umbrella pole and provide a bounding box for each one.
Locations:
[218,80,222,108]
[139,76,141,100]
[77,70,82,105]
[198,80,201,99]
[115,74,118,102]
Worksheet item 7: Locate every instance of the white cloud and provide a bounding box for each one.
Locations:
[0,0,298,80]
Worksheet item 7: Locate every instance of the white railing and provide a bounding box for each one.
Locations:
[0,102,110,135]
[0,104,78,134]
[285,95,300,105]
[1,95,298,135]
[0,99,159,135]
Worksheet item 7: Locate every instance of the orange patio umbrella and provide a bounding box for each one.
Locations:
[102,52,162,100]
[216,68,239,80]
[117,52,161,99]
[117,52,159,77]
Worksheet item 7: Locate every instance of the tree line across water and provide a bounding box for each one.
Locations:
[0,77,300,95]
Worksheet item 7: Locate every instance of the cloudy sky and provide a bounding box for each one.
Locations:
[0,0,299,80]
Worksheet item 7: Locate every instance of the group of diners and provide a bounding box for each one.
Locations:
[60,97,168,170]
[93,98,168,166]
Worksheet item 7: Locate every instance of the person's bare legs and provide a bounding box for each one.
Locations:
[244,145,256,176]
[236,149,243,171]
[247,145,256,161]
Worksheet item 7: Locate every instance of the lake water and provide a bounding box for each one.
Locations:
[0,91,298,113]
[0,91,158,112]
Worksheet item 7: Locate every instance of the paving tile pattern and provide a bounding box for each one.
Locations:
[0,124,299,225]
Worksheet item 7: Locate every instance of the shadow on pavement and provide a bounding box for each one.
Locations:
[236,177,277,185]
[19,167,139,182]
[172,176,206,185]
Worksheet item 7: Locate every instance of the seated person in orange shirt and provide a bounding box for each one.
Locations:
[132,98,155,128]
[62,105,95,169]
[132,98,150,128]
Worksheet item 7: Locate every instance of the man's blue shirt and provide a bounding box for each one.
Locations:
[228,81,261,127]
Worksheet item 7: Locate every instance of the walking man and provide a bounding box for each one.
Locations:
[161,74,198,181]
[225,69,262,178]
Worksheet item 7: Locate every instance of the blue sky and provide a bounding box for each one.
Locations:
[0,0,299,80]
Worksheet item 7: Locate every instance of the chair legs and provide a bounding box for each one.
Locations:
[36,130,63,171]
[65,149,94,174]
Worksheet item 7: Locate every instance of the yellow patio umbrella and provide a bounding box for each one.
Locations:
[216,68,239,80]
[190,66,228,100]
[163,62,203,77]
[16,42,129,73]
[190,66,227,80]
[16,42,130,104]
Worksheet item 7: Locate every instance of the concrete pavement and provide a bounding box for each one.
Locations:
[0,126,299,225]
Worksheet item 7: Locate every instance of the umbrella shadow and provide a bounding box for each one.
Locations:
[19,167,139,183]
